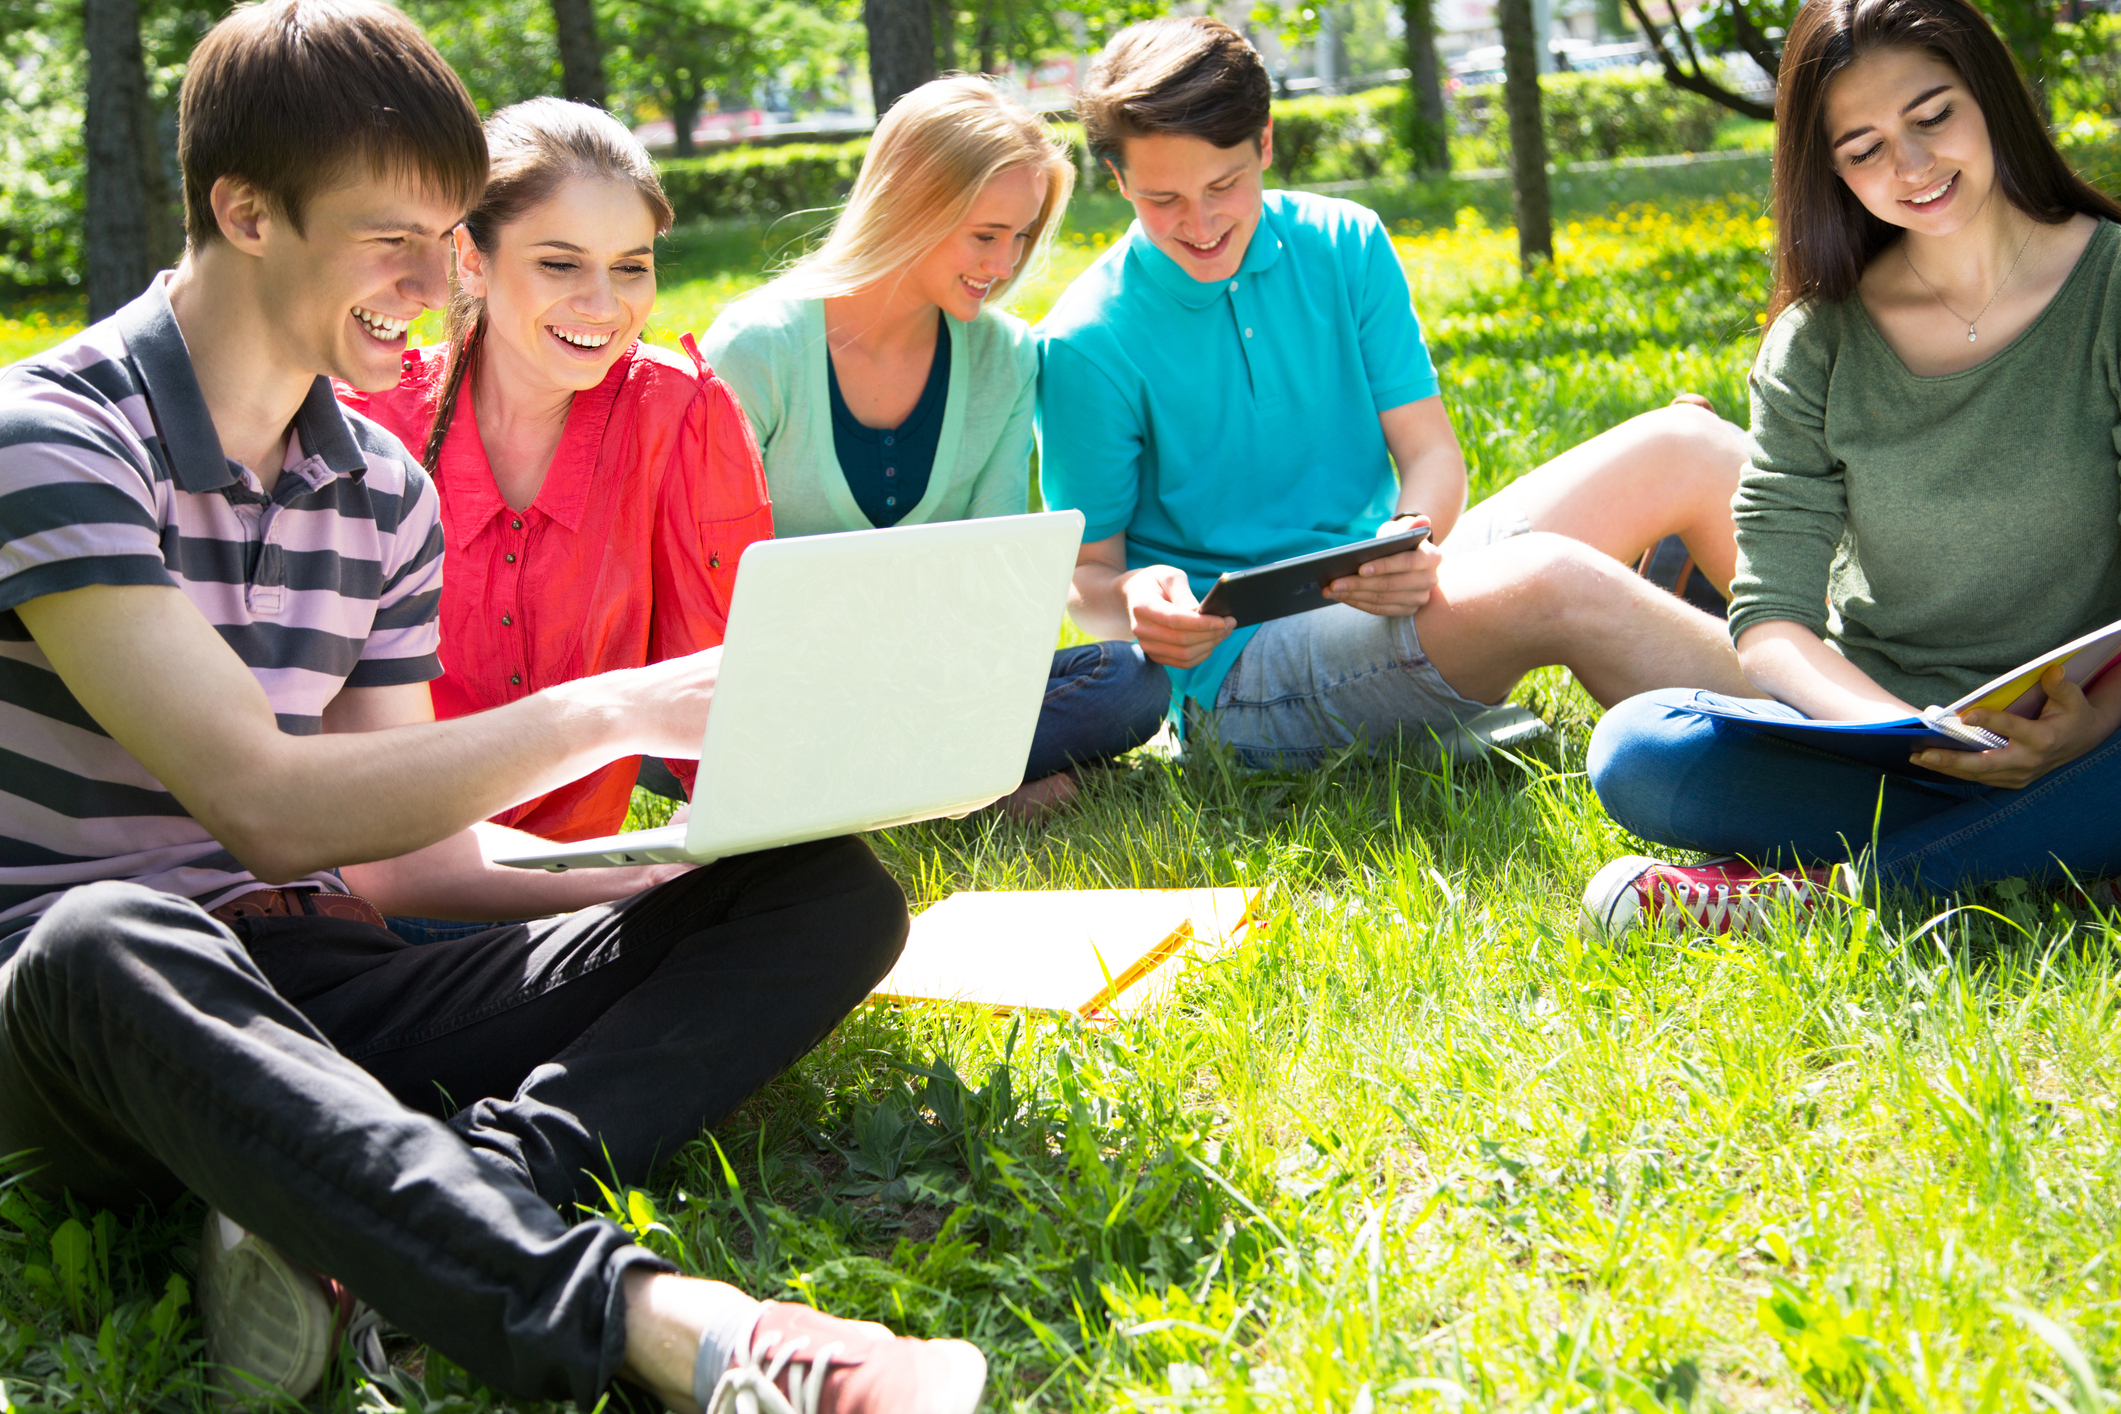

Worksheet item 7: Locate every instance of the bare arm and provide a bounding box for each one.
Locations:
[1314,397,1461,618]
[1069,532,1233,671]
[323,684,688,919]
[1736,619,2121,789]
[1734,620,1918,720]
[19,583,717,884]
[1377,396,1467,542]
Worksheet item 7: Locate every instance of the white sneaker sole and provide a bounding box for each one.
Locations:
[926,1339,988,1414]
[197,1211,334,1408]
[1581,854,1662,937]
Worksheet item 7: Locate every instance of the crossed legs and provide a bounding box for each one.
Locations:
[0,839,907,1404]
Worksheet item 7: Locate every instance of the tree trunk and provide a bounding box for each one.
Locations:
[1401,0,1448,176]
[551,0,606,107]
[670,78,701,158]
[1497,0,1553,269]
[933,0,956,72]
[974,0,995,74]
[865,0,937,117]
[84,0,176,320]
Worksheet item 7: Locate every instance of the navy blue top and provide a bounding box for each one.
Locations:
[827,315,951,528]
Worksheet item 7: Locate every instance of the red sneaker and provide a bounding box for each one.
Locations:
[1583,855,1851,937]
[696,1301,987,1414]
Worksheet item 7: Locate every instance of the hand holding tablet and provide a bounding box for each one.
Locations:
[1199,523,1436,628]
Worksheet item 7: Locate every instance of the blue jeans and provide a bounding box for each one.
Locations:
[1589,688,2121,893]
[1026,641,1169,781]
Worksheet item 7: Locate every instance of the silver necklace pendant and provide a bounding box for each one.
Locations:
[1968,327,1979,342]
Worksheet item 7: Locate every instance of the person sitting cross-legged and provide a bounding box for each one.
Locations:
[699,76,1169,819]
[0,3,984,1409]
[1037,17,1762,772]
[1583,0,2121,935]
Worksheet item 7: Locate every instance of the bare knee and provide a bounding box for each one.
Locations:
[1634,402,1747,481]
[1458,532,1639,639]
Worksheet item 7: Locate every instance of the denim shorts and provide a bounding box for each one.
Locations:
[1193,490,1535,769]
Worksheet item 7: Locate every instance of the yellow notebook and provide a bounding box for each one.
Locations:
[871,887,1260,1019]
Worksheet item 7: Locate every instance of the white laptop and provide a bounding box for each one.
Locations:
[495,510,1084,871]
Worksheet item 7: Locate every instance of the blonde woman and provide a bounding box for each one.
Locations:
[699,76,1168,815]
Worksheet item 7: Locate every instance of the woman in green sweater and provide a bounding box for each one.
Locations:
[1583,0,2121,933]
[699,76,1167,815]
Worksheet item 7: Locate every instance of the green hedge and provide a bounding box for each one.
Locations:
[1270,70,1729,185]
[653,70,1733,226]
[657,140,870,225]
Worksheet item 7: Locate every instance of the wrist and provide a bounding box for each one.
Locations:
[539,672,636,759]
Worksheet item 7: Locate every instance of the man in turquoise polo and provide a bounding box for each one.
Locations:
[1039,16,1762,763]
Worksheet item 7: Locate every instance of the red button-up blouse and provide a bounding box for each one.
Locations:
[339,337,773,841]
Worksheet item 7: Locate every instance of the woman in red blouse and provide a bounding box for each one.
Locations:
[342,98,771,858]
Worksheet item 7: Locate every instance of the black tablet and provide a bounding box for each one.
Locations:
[1198,525,1433,628]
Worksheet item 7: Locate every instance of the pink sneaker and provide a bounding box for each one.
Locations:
[1583,855,1852,937]
[696,1301,987,1414]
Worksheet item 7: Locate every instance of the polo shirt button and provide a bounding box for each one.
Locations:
[885,467,896,477]
[1245,328,1254,338]
[886,496,897,507]
[511,518,522,530]
[505,552,517,563]
[509,673,522,686]
[884,435,895,446]
[500,613,511,626]
[1229,281,1239,291]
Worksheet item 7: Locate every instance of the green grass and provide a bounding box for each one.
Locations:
[10,156,2121,1412]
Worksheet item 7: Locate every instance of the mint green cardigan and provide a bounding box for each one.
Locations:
[695,289,1035,537]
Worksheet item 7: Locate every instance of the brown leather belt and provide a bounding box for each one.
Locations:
[208,887,387,931]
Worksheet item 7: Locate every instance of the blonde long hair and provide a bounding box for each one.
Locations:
[771,76,1075,307]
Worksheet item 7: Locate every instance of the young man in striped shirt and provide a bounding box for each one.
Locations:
[0,3,983,1409]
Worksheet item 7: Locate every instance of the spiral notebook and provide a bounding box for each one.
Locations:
[1692,616,2121,778]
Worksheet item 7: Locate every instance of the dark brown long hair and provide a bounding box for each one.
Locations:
[1768,0,2121,322]
[423,97,675,472]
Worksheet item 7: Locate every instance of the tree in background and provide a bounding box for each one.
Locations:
[1625,0,2068,125]
[1402,0,1448,174]
[610,0,854,155]
[84,0,178,316]
[552,0,608,105]
[864,0,936,115]
[402,0,563,112]
[1497,0,1552,269]
[1623,0,1780,120]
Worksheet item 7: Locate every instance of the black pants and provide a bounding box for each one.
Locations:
[0,839,906,1404]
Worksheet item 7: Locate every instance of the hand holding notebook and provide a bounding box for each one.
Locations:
[1693,616,2121,782]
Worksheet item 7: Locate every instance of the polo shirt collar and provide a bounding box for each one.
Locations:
[1125,202,1287,310]
[112,274,370,494]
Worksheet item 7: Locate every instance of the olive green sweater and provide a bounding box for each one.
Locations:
[1728,219,2121,708]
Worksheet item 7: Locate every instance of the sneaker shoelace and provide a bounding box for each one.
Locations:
[703,1335,847,1414]
[1655,871,1822,932]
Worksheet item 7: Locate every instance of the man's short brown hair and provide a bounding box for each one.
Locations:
[1075,17,1272,169]
[178,0,486,246]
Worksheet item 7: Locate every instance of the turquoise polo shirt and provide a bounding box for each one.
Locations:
[1036,189,1440,717]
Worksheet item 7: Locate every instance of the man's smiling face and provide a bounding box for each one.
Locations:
[1110,124,1272,285]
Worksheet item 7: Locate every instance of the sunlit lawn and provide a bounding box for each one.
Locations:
[10,150,2121,1412]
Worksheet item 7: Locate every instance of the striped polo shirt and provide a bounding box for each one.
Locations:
[0,277,444,926]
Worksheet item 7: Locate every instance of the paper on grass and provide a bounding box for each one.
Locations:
[872,888,1260,1019]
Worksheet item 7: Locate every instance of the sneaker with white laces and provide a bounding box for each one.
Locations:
[696,1300,987,1414]
[197,1211,388,1408]
[1583,855,1852,937]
